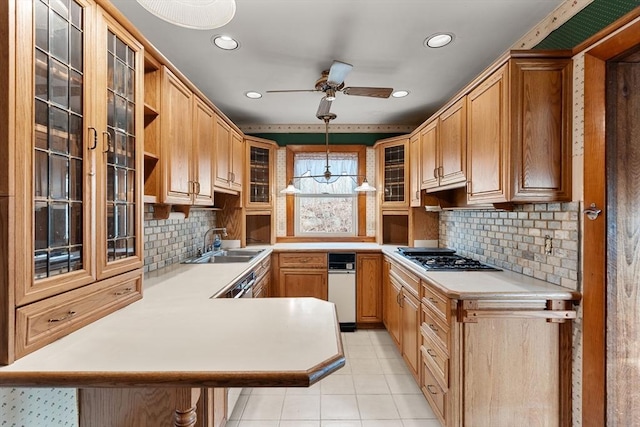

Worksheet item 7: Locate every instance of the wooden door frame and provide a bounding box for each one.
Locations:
[580,10,640,427]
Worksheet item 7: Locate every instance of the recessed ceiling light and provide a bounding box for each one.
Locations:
[212,35,239,50]
[245,91,262,99]
[424,33,454,48]
[392,90,409,98]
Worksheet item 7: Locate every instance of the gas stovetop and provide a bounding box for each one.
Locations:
[397,248,501,272]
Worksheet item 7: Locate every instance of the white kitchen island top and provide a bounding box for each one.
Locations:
[0,250,344,388]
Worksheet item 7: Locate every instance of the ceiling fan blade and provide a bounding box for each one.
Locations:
[342,86,394,98]
[266,89,321,93]
[316,97,333,119]
[327,60,353,87]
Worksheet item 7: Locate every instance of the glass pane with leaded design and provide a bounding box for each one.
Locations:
[249,146,270,203]
[104,30,138,263]
[33,0,85,279]
[384,145,405,202]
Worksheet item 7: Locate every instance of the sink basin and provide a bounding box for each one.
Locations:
[181,249,264,264]
[207,255,255,263]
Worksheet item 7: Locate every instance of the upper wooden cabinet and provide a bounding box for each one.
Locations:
[151,67,215,206]
[466,54,572,204]
[214,117,244,194]
[375,136,409,209]
[409,134,421,207]
[419,95,468,193]
[3,0,143,363]
[245,136,277,210]
[434,98,467,190]
[419,120,439,190]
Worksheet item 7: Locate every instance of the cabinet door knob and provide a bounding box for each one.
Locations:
[428,297,438,305]
[428,323,439,332]
[584,203,602,220]
[427,348,437,358]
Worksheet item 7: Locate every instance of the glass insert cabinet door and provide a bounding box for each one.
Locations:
[32,0,94,293]
[95,11,144,279]
[383,144,406,203]
[249,145,270,204]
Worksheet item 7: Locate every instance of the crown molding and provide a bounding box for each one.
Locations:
[240,124,415,134]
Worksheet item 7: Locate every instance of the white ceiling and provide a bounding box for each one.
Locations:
[109,0,565,128]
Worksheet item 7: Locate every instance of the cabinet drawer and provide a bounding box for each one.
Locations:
[421,304,450,353]
[278,252,327,268]
[15,269,143,359]
[421,331,449,387]
[422,282,450,322]
[389,262,419,296]
[421,357,447,425]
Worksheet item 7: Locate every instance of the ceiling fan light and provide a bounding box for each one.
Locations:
[392,90,409,98]
[354,179,376,192]
[325,88,336,101]
[425,33,454,48]
[136,0,236,30]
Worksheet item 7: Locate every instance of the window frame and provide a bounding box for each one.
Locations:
[283,144,370,241]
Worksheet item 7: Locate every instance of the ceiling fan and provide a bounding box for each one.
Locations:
[266,60,394,119]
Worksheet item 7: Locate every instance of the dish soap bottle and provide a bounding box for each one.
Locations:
[213,234,222,251]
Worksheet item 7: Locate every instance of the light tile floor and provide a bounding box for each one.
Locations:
[226,329,441,427]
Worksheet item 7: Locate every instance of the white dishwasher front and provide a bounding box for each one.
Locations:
[328,252,357,332]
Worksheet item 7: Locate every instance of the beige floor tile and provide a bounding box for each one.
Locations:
[361,420,403,427]
[240,394,285,420]
[349,358,383,374]
[321,421,363,427]
[392,394,437,419]
[228,394,249,420]
[353,374,390,395]
[280,421,321,427]
[378,357,411,375]
[343,332,373,346]
[286,382,321,395]
[368,330,395,346]
[384,374,421,394]
[321,374,356,394]
[347,345,378,359]
[373,344,402,359]
[321,394,360,420]
[281,394,321,420]
[236,421,279,427]
[357,395,400,420]
[400,420,442,427]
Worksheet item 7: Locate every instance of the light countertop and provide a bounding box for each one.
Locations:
[0,243,579,387]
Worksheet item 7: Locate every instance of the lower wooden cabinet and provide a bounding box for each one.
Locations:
[401,288,420,381]
[356,253,383,325]
[273,252,328,299]
[383,259,401,347]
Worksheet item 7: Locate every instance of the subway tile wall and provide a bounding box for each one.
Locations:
[439,202,580,291]
[143,204,217,273]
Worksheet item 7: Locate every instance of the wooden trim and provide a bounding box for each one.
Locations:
[573,7,640,55]
[0,0,13,197]
[276,236,376,243]
[284,145,369,237]
[580,15,640,426]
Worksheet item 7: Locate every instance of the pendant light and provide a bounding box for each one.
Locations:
[280,113,376,194]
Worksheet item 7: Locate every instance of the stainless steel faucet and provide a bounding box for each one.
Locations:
[202,227,228,254]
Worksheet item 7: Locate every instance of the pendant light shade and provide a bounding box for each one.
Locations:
[280,180,301,194]
[136,0,236,30]
[354,178,376,192]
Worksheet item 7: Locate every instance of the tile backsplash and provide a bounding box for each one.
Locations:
[143,205,217,272]
[439,202,580,290]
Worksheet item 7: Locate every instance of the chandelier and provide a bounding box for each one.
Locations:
[280,114,376,194]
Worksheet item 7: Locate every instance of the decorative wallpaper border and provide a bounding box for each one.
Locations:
[240,124,415,134]
[512,0,595,49]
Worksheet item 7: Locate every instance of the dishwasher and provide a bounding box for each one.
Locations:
[328,252,357,332]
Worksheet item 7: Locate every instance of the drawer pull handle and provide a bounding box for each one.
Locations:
[48,311,76,323]
[429,323,439,332]
[428,297,438,305]
[427,384,439,395]
[299,258,309,263]
[427,348,437,358]
[114,287,133,296]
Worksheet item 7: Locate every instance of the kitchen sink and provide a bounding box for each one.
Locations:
[181,249,264,264]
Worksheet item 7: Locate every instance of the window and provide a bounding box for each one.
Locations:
[294,152,358,236]
[284,145,368,239]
